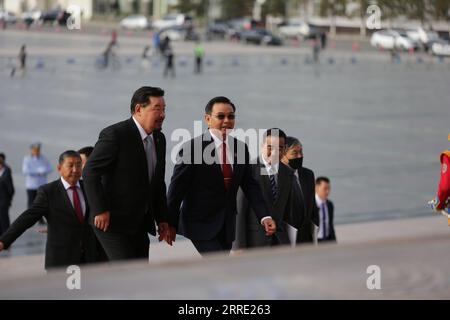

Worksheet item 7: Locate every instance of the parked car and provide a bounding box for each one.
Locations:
[21,9,42,26]
[278,21,310,38]
[206,22,230,40]
[120,15,150,30]
[406,26,440,51]
[431,39,450,56]
[158,25,200,42]
[0,10,17,25]
[39,9,71,26]
[370,29,418,51]
[240,28,283,46]
[152,14,192,30]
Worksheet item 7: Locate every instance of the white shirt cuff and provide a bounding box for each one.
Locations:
[260,216,272,225]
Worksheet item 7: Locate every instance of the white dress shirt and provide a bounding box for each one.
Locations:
[315,193,329,240]
[133,116,157,176]
[209,129,233,170]
[61,178,86,217]
[0,166,5,178]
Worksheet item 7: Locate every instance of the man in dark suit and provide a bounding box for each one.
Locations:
[281,137,319,244]
[83,86,170,261]
[233,129,304,250]
[0,150,105,269]
[167,96,276,255]
[315,176,337,243]
[0,153,14,236]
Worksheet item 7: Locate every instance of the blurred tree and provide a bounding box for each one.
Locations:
[319,0,348,17]
[176,0,208,17]
[221,0,254,19]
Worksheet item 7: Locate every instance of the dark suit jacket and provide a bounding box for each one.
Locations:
[83,118,168,235]
[167,132,271,244]
[0,165,14,208]
[316,199,337,242]
[233,161,304,249]
[0,179,104,269]
[295,166,318,243]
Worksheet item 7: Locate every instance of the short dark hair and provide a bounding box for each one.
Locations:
[130,86,165,114]
[205,96,236,114]
[78,146,94,158]
[286,136,302,149]
[263,128,287,142]
[58,150,81,165]
[316,176,330,185]
[0,153,5,161]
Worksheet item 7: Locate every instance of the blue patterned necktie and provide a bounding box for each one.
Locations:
[269,174,278,203]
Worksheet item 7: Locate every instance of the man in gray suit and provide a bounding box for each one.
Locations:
[233,128,305,250]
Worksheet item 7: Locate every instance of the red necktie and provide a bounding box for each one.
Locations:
[70,186,84,224]
[222,136,233,190]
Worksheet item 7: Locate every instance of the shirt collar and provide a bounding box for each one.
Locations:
[61,177,81,190]
[315,193,326,207]
[209,129,229,147]
[261,155,279,175]
[132,116,152,141]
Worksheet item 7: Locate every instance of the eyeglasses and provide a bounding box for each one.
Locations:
[210,113,236,120]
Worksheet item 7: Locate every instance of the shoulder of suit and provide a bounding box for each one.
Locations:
[41,180,60,193]
[327,199,334,208]
[280,162,294,175]
[101,119,130,135]
[302,166,315,177]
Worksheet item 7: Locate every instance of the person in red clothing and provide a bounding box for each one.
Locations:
[429,134,450,225]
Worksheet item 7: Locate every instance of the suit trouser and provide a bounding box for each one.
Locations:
[93,226,150,261]
[0,205,10,236]
[191,226,232,255]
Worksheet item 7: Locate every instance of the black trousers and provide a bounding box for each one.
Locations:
[191,226,232,256]
[0,205,10,236]
[93,227,150,261]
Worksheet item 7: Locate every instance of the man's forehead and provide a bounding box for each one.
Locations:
[149,96,165,105]
[212,103,234,113]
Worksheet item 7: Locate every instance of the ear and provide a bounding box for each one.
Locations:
[204,114,210,123]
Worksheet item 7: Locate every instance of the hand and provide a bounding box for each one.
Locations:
[94,211,110,232]
[262,218,276,236]
[0,242,4,251]
[169,226,177,244]
[158,222,172,246]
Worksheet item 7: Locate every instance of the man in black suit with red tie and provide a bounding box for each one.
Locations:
[83,86,170,261]
[0,150,104,269]
[167,96,277,255]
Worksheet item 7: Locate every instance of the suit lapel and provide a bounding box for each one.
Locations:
[128,118,149,183]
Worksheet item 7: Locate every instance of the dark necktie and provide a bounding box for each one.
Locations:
[144,135,156,181]
[222,137,233,190]
[321,202,327,239]
[269,174,278,203]
[70,186,84,224]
